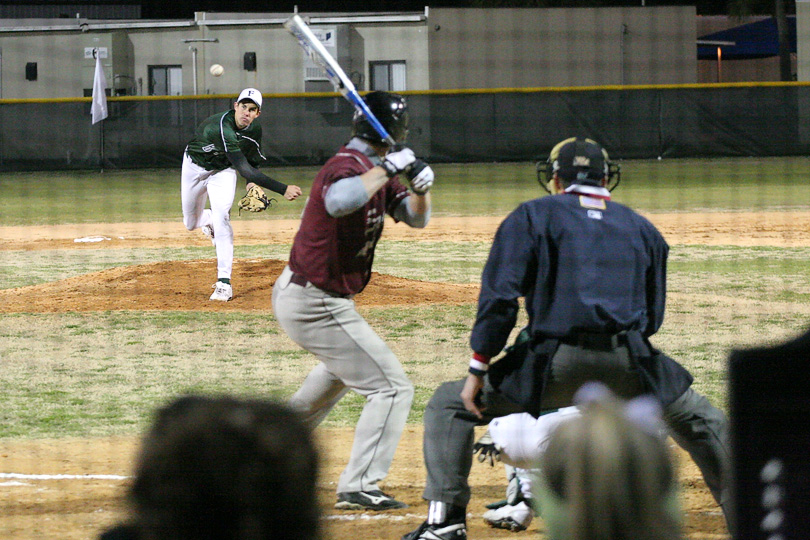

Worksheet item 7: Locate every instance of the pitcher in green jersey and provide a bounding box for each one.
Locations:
[181,88,302,301]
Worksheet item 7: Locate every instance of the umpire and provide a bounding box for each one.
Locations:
[403,137,733,540]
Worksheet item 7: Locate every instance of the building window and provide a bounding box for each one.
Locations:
[370,61,406,92]
[148,65,182,96]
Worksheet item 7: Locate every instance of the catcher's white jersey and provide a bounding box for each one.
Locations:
[488,407,581,469]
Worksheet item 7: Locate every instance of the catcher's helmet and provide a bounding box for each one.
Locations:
[537,137,621,193]
[352,91,409,145]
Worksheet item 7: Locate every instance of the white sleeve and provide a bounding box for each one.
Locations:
[323,176,370,217]
[392,195,430,228]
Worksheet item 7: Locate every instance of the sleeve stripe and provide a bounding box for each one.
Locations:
[241,135,266,161]
[219,113,230,149]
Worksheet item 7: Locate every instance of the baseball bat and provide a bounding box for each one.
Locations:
[284,14,396,146]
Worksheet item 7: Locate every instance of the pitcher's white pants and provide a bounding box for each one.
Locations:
[180,153,236,280]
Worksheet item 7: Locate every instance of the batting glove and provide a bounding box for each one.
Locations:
[473,429,502,466]
[407,159,435,195]
[382,146,416,178]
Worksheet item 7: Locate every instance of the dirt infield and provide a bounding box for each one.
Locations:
[1,211,808,313]
[5,211,804,539]
[1,428,725,540]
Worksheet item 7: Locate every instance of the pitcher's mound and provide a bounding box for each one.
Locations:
[0,259,479,313]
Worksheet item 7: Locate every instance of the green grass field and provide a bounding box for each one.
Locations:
[3,155,810,225]
[2,157,810,439]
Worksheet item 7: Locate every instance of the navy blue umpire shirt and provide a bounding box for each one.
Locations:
[471,184,668,358]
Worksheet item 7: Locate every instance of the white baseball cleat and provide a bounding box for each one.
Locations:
[209,281,232,301]
[201,224,215,246]
[482,500,533,532]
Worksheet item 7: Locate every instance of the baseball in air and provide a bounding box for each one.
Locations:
[209,64,224,77]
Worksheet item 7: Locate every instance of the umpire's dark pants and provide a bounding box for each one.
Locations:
[421,343,733,530]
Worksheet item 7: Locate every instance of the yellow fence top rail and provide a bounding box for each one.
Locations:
[3,81,810,105]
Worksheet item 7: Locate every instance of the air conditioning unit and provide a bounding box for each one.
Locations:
[303,25,363,113]
[303,25,345,83]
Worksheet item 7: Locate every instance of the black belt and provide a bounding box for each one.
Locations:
[289,272,309,288]
[289,272,353,299]
[559,332,628,351]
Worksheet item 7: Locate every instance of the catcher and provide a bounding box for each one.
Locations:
[181,88,302,302]
[473,408,581,532]
[472,329,582,533]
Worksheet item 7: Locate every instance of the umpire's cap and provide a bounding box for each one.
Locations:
[538,137,621,192]
[551,137,609,184]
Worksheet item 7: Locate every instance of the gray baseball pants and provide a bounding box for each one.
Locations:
[272,266,414,494]
[421,343,733,530]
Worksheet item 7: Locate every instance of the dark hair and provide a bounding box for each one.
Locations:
[129,395,319,540]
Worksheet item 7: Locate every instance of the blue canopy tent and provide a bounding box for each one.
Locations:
[697,16,797,60]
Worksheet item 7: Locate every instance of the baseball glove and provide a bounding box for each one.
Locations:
[238,185,276,214]
[473,429,502,466]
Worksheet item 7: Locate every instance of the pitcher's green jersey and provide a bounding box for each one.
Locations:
[185,109,265,171]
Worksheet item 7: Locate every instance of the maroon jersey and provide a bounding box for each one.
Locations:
[288,143,409,295]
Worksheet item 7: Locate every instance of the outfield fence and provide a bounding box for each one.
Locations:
[2,82,809,172]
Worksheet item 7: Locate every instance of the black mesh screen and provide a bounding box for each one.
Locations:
[2,85,809,171]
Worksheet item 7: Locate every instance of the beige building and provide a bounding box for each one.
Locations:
[797,0,810,81]
[0,7,698,100]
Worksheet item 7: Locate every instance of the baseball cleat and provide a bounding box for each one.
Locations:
[335,490,407,511]
[482,500,533,532]
[209,281,232,301]
[402,520,466,540]
[201,224,215,246]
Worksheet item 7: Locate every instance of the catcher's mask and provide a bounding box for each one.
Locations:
[352,91,409,145]
[536,137,621,194]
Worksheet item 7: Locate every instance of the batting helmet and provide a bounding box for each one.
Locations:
[352,91,409,145]
[537,137,621,193]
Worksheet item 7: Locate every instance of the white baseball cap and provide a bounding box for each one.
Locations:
[237,88,262,109]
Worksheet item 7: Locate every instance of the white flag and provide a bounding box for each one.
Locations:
[91,51,108,124]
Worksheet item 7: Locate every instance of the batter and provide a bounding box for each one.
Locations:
[272,91,435,511]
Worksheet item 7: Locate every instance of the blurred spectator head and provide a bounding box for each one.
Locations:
[102,394,320,540]
[538,383,681,540]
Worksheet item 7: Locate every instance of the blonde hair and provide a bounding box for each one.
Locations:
[539,394,681,540]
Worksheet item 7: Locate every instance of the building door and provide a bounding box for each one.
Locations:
[148,65,182,96]
[370,61,407,92]
[148,65,183,126]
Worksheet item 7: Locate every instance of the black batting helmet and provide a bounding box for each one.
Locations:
[352,91,409,145]
[537,137,621,193]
